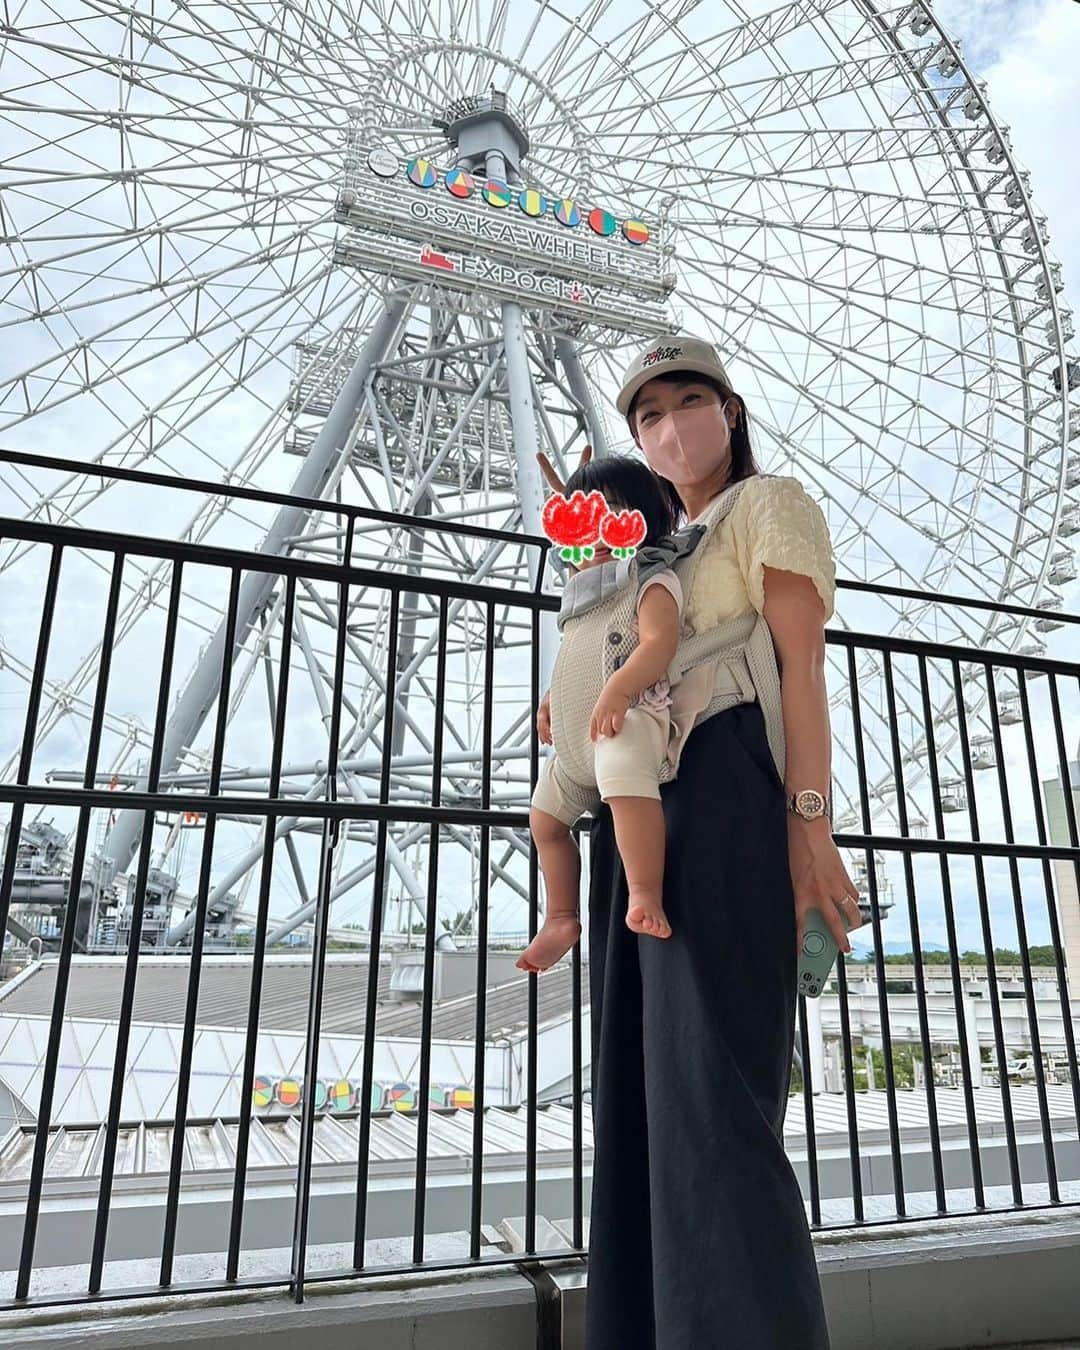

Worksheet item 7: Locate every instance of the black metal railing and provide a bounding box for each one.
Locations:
[0,448,1078,1310]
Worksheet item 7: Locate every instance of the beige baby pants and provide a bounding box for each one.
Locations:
[530,705,670,828]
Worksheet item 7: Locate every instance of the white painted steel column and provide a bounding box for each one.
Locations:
[554,333,613,459]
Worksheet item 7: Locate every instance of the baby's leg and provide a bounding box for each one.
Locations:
[595,707,672,939]
[520,755,595,973]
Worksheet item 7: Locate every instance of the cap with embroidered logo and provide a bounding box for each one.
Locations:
[615,335,733,419]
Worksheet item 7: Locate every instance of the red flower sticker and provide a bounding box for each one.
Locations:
[600,508,647,557]
[541,489,608,563]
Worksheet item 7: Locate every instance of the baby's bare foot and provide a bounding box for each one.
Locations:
[515,914,581,973]
[626,887,671,939]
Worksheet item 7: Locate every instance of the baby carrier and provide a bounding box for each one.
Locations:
[553,474,786,787]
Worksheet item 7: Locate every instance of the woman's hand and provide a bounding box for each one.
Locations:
[788,817,863,957]
[537,689,552,745]
[536,443,592,495]
[590,685,633,742]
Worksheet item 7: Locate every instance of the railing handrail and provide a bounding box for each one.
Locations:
[1,453,1079,1308]
[0,446,544,549]
[2,445,1078,627]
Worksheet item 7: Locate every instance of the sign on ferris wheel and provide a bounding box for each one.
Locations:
[333,133,676,333]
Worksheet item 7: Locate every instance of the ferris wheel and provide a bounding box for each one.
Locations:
[0,0,1076,947]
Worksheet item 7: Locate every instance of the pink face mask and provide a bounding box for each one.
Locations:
[637,400,735,486]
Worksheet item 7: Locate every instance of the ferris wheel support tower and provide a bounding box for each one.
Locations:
[93,302,407,899]
[99,91,639,943]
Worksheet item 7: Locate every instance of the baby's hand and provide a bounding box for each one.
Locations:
[590,686,633,742]
[537,690,552,746]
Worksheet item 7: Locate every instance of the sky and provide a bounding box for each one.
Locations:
[935,0,1079,327]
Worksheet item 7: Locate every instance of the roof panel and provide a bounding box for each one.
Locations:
[0,955,580,1039]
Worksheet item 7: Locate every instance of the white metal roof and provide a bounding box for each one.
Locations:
[0,953,578,1039]
[0,1099,590,1182]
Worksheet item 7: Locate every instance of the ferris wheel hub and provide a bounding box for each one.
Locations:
[433,89,530,180]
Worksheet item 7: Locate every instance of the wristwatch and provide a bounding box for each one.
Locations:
[787,788,831,822]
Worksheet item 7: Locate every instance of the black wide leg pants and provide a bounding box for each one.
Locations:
[584,700,831,1350]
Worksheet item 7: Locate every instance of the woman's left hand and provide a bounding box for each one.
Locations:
[788,818,862,957]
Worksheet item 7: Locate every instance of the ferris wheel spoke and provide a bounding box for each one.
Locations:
[140,0,365,110]
[674,244,1046,555]
[676,212,1001,385]
[0,218,338,425]
[537,0,846,108]
[630,52,917,128]
[1,255,341,488]
[674,275,1044,619]
[522,0,627,107]
[0,195,334,342]
[0,296,345,566]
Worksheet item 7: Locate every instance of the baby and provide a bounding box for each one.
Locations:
[516,455,685,975]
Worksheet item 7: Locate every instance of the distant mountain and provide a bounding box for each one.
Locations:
[878,941,948,955]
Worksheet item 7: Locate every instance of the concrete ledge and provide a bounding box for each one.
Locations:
[4,1209,1080,1349]
[0,1262,542,1350]
[543,1208,1080,1350]
[812,1206,1080,1349]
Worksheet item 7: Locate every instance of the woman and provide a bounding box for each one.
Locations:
[535,334,861,1349]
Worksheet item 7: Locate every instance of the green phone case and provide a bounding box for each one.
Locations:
[797,904,854,998]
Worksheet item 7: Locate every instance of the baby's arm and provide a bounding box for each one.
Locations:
[589,582,680,742]
[606,579,681,701]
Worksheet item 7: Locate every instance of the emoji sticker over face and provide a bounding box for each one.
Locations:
[599,507,647,558]
[541,490,647,564]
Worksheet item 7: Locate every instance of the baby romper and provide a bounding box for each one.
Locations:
[530,566,686,829]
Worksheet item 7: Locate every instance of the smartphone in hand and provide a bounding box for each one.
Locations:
[797,904,855,998]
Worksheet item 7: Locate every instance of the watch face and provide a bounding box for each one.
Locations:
[794,790,826,816]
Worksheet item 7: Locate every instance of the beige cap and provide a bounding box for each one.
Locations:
[615,334,732,418]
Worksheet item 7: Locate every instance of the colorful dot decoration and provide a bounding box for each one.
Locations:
[385,156,648,244]
[587,206,617,237]
[252,1077,486,1113]
[444,167,474,198]
[622,219,649,245]
[406,157,437,188]
[553,199,578,227]
[276,1078,301,1108]
[389,1081,416,1110]
[482,178,514,208]
[518,187,550,216]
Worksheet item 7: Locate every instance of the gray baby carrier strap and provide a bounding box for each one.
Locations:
[634,474,787,782]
